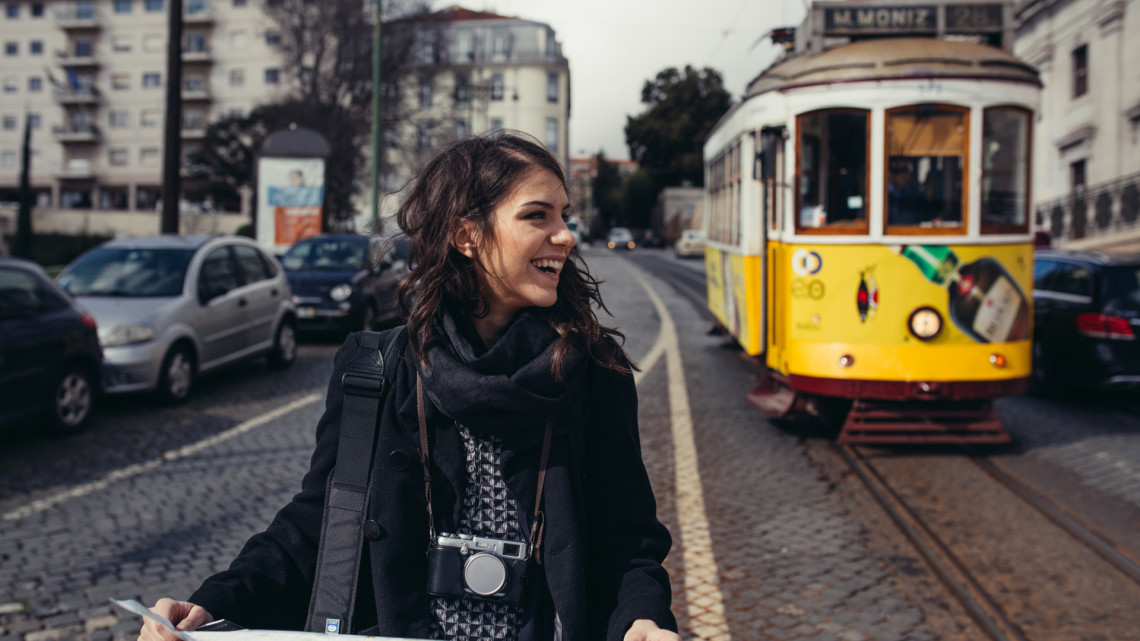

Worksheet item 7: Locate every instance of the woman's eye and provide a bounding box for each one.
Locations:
[560,213,571,223]
[527,211,546,220]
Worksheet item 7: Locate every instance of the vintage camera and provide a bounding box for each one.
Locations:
[426,532,529,604]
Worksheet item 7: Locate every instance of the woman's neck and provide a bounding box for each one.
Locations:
[470,308,515,349]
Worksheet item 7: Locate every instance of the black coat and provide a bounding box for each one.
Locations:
[190,331,677,640]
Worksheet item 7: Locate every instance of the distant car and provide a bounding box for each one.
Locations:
[607,227,635,250]
[57,235,296,403]
[0,257,103,435]
[281,234,407,334]
[674,229,707,258]
[641,229,665,249]
[566,217,584,248]
[1032,249,1140,392]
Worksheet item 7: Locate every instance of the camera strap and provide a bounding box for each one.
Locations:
[416,373,553,564]
[305,327,407,635]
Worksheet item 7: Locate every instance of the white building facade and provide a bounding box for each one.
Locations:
[1014,0,1140,242]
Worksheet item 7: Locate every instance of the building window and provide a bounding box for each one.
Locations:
[112,35,131,52]
[186,0,206,15]
[264,68,280,84]
[229,30,247,49]
[29,40,42,55]
[183,110,204,130]
[143,34,164,52]
[545,118,558,153]
[492,32,507,57]
[2,115,16,129]
[28,113,40,129]
[416,121,433,152]
[114,0,133,13]
[795,108,869,233]
[6,4,18,18]
[0,150,15,167]
[1071,159,1086,196]
[5,41,17,56]
[140,147,160,166]
[2,76,15,93]
[184,76,205,92]
[1072,44,1088,98]
[74,39,93,57]
[141,108,161,127]
[547,73,558,103]
[185,33,207,52]
[31,3,43,17]
[490,117,503,131]
[111,72,129,89]
[142,72,161,88]
[453,73,468,105]
[454,118,467,140]
[490,73,503,101]
[265,31,281,46]
[109,110,129,127]
[981,106,1031,232]
[232,0,247,6]
[145,0,163,11]
[108,148,128,166]
[418,76,432,109]
[28,77,41,92]
[545,30,556,59]
[229,68,244,86]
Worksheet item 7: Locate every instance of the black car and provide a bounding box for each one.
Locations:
[0,257,103,435]
[282,234,407,334]
[1032,249,1140,391]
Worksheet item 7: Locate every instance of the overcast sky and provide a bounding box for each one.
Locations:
[432,0,809,160]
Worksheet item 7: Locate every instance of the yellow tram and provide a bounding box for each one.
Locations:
[702,1,1039,443]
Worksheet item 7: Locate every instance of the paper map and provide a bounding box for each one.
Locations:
[110,599,431,641]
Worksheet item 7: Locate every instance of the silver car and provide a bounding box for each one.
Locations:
[57,235,297,402]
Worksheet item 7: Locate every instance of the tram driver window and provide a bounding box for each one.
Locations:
[981,107,1030,233]
[796,109,868,232]
[886,104,968,231]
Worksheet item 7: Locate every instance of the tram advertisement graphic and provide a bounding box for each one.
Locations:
[897,245,1030,343]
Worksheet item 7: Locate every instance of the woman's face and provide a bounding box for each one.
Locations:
[460,169,575,321]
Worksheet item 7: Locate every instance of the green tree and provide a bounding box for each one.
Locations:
[624,65,732,193]
[619,169,655,230]
[591,152,622,233]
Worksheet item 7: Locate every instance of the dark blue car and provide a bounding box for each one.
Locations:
[0,257,103,435]
[281,234,407,334]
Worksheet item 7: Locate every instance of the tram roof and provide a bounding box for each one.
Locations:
[744,37,1040,98]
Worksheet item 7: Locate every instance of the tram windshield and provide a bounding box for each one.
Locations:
[796,109,868,232]
[885,104,967,230]
[981,106,1031,232]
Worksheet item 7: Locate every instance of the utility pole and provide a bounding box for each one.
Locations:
[160,0,184,234]
[369,1,382,233]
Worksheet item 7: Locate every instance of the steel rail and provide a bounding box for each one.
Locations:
[836,445,1030,641]
[968,455,1140,587]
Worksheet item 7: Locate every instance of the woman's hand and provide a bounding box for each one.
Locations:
[624,618,683,641]
[136,598,213,641]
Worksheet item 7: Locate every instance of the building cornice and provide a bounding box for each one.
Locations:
[1055,124,1096,150]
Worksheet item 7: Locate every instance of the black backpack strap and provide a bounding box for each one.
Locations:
[306,326,407,634]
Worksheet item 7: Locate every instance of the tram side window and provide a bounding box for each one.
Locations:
[886,104,968,231]
[796,109,867,232]
[981,107,1030,233]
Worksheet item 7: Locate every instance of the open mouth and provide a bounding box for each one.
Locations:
[532,259,563,275]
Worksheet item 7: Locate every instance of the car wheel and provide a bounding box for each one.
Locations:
[157,344,195,404]
[46,363,96,435]
[268,319,297,369]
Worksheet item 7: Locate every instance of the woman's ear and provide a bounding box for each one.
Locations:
[452,221,478,259]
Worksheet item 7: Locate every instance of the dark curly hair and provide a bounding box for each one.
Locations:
[394,131,631,377]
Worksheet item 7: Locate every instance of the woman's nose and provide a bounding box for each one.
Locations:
[552,221,576,248]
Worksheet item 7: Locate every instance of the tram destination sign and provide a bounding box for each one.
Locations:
[823,4,1004,35]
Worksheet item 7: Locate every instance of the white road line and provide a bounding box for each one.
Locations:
[2,393,323,522]
[634,272,731,641]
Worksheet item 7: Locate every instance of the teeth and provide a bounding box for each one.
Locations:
[532,259,563,272]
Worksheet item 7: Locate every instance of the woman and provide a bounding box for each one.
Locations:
[137,133,680,641]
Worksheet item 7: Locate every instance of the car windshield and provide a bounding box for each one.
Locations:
[59,247,194,297]
[609,228,632,241]
[1101,266,1140,312]
[282,238,368,272]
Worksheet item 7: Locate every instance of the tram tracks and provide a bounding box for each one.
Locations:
[837,444,1140,641]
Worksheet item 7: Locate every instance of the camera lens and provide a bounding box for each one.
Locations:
[464,553,508,596]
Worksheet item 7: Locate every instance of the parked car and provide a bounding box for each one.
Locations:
[0,257,103,435]
[674,229,707,258]
[57,235,296,403]
[607,227,636,250]
[1032,249,1140,392]
[281,234,407,334]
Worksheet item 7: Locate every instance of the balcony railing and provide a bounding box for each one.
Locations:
[54,7,102,29]
[54,86,101,104]
[53,123,102,143]
[55,50,101,67]
[181,86,213,101]
[183,6,217,23]
[1035,171,1140,243]
[181,45,214,63]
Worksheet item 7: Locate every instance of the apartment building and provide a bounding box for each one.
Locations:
[0,2,572,226]
[0,0,293,214]
[1014,0,1140,243]
[381,6,571,197]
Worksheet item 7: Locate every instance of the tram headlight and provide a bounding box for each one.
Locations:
[908,307,943,341]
